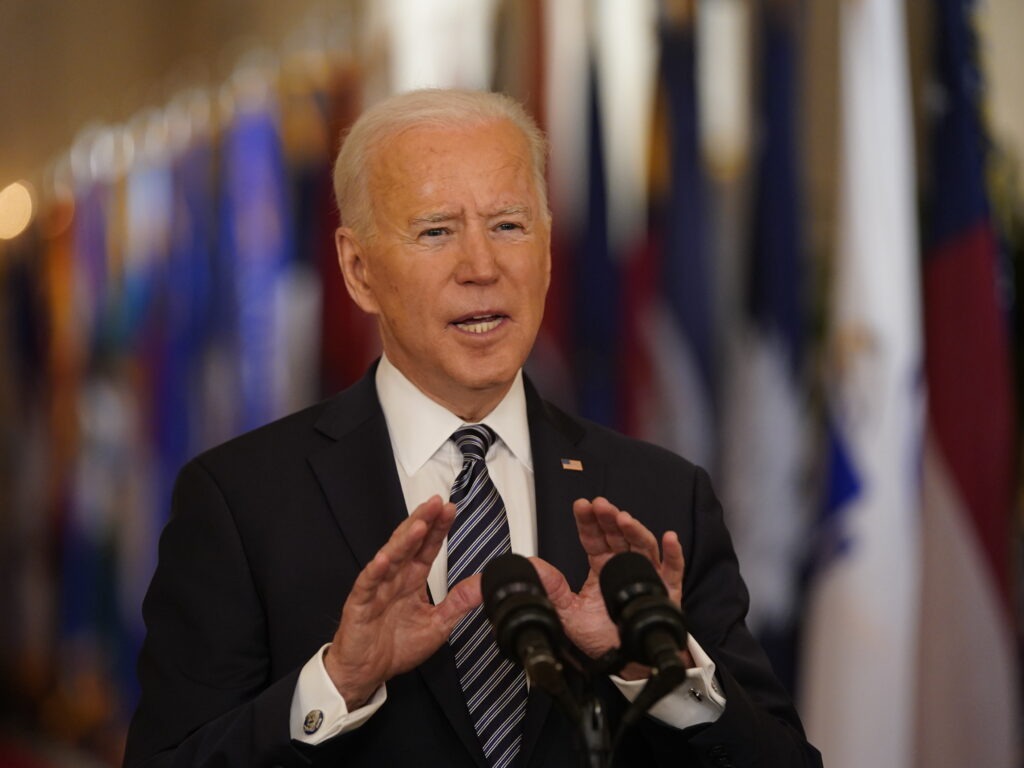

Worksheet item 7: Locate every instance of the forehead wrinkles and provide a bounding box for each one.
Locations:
[368,125,536,216]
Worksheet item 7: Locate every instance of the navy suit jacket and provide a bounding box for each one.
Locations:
[124,368,821,768]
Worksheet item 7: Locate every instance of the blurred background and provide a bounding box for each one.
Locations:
[1,0,1022,766]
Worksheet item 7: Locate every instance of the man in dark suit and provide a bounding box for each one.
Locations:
[124,89,821,768]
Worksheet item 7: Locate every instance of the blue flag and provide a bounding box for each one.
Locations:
[573,66,620,428]
[219,90,293,433]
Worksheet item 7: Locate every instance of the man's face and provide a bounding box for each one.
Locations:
[338,119,551,418]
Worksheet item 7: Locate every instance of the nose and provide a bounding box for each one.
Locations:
[454,225,500,285]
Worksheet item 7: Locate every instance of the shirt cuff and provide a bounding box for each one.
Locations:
[610,635,726,729]
[289,643,388,744]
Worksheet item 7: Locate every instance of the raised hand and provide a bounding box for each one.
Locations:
[323,495,481,708]
[530,497,688,673]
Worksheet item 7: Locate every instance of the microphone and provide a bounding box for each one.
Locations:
[599,551,687,684]
[482,553,568,697]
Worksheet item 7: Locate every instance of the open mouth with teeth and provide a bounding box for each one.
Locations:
[452,314,506,334]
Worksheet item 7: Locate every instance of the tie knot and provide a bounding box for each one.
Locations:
[451,424,496,463]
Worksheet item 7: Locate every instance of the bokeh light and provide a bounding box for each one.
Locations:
[0,180,35,240]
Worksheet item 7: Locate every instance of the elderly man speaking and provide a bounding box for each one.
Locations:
[124,89,821,768]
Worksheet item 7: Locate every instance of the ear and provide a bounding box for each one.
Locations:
[336,227,381,315]
[541,221,553,295]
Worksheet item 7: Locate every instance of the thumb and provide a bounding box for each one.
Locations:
[526,557,574,611]
[437,573,483,632]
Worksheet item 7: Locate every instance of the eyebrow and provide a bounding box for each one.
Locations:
[408,206,532,227]
[409,211,460,226]
[487,205,532,219]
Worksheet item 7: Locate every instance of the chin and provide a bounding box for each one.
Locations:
[456,369,517,394]
[449,355,521,393]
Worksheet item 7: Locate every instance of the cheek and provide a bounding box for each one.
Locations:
[387,290,434,332]
[521,265,551,309]
[373,268,416,311]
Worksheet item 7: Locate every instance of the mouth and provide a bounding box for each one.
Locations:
[451,313,508,334]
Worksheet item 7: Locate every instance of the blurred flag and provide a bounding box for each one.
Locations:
[113,117,173,699]
[377,0,500,92]
[59,164,114,667]
[70,165,111,356]
[572,0,658,430]
[57,147,136,742]
[163,99,216,465]
[40,190,81,555]
[591,0,657,257]
[491,0,545,123]
[625,8,716,469]
[219,75,293,433]
[798,1,924,767]
[572,64,619,427]
[914,0,1019,765]
[316,65,381,394]
[1,221,55,703]
[115,105,219,705]
[282,55,336,401]
[719,0,807,686]
[528,0,587,411]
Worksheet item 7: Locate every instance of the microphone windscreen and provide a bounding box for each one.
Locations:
[482,553,542,620]
[599,551,667,624]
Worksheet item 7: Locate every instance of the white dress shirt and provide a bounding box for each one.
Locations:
[290,355,725,744]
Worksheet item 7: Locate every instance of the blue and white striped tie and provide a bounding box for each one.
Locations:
[447,425,527,768]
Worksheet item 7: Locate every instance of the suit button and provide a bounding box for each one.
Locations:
[707,745,732,767]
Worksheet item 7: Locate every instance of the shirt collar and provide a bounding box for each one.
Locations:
[375,354,533,476]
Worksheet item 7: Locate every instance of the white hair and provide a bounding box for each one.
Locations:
[333,88,549,238]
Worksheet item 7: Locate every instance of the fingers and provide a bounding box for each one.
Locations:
[574,497,627,554]
[349,496,454,608]
[661,530,684,580]
[387,495,454,573]
[574,497,686,598]
[661,530,685,601]
[531,557,620,659]
[527,557,575,611]
[415,497,457,567]
[617,513,661,563]
[573,497,660,562]
[573,498,612,557]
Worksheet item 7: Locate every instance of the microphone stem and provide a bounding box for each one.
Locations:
[579,694,611,768]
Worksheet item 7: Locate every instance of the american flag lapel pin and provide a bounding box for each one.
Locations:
[561,458,584,472]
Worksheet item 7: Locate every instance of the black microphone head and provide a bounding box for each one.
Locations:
[481,552,564,664]
[480,556,573,705]
[482,553,544,621]
[600,551,686,668]
[599,551,666,624]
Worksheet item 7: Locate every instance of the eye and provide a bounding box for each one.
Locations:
[495,221,524,232]
[421,227,450,238]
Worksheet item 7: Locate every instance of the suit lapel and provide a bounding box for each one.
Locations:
[308,370,488,768]
[308,411,406,569]
[528,400,603,590]
[519,381,607,767]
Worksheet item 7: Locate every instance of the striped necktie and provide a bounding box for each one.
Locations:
[447,425,528,768]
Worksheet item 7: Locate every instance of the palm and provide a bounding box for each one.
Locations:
[339,579,442,684]
[325,497,480,707]
[532,497,685,662]
[565,571,620,657]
